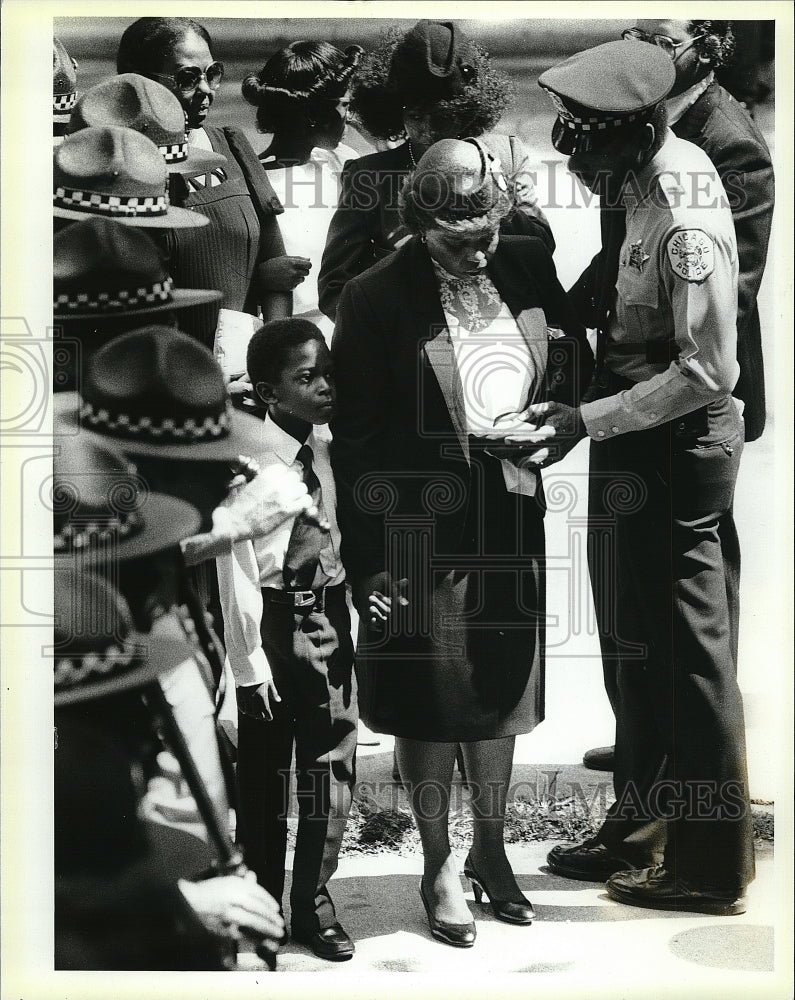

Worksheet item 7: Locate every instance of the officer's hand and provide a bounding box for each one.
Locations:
[258,256,312,292]
[178,871,285,942]
[223,464,327,544]
[494,401,587,467]
[236,677,281,721]
[367,577,409,628]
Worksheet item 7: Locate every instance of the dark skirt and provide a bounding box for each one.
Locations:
[355,451,546,742]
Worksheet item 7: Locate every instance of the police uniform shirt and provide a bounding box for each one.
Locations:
[581,130,740,440]
[215,417,345,687]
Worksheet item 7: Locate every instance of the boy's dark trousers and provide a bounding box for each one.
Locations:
[235,583,357,932]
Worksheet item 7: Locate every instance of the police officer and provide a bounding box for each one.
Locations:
[499,40,754,914]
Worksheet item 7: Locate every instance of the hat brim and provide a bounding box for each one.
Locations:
[54,391,267,463]
[54,636,195,706]
[52,204,209,229]
[54,491,201,565]
[167,147,228,177]
[54,287,223,322]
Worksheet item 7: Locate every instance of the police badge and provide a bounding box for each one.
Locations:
[666,229,715,282]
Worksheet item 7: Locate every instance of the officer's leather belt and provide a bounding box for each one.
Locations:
[607,338,680,363]
[263,583,343,613]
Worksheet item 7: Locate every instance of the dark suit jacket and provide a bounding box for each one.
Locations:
[318,140,556,322]
[569,82,774,441]
[330,235,589,585]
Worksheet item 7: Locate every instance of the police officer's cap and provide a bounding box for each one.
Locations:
[538,40,675,154]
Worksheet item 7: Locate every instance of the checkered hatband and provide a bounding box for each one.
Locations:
[160,141,189,163]
[54,509,144,553]
[79,400,233,442]
[53,187,169,217]
[54,277,174,314]
[54,92,77,112]
[543,88,640,132]
[54,640,140,690]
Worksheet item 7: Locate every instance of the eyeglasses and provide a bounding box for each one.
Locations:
[150,61,224,96]
[621,28,704,61]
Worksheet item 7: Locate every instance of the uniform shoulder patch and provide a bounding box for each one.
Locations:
[666,229,715,282]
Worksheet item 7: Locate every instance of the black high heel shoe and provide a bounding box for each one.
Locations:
[464,853,535,925]
[419,879,476,948]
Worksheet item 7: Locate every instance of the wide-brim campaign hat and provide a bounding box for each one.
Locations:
[68,74,228,178]
[58,325,266,462]
[538,40,676,155]
[52,428,201,563]
[54,126,208,229]
[54,217,221,321]
[53,566,195,706]
[54,37,78,129]
[387,20,479,106]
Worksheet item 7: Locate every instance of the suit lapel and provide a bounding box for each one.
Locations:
[407,241,471,464]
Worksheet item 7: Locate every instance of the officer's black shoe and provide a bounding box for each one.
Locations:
[606,866,747,915]
[291,921,355,961]
[582,745,615,771]
[546,837,640,881]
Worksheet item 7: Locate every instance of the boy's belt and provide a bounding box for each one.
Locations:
[263,583,343,613]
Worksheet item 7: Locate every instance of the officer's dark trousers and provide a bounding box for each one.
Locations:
[587,390,754,891]
[235,584,358,930]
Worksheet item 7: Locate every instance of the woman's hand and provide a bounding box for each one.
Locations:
[258,256,312,292]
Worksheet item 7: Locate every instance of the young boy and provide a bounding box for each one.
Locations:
[216,319,357,962]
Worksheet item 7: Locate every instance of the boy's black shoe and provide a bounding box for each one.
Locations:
[606,866,747,915]
[546,837,640,881]
[291,921,355,961]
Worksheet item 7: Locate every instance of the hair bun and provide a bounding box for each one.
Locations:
[241,73,267,107]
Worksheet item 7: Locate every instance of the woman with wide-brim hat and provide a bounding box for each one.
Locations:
[331,138,590,947]
[318,19,554,322]
[116,17,292,349]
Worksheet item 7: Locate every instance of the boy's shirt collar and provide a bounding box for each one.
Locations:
[263,412,318,467]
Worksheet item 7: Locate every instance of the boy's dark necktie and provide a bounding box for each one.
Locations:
[283,444,328,590]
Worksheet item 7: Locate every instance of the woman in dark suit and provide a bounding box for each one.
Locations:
[318,19,554,323]
[331,139,590,947]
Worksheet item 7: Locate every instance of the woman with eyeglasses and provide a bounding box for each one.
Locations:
[242,42,363,345]
[117,17,291,349]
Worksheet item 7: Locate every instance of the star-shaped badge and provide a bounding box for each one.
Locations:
[627,240,650,273]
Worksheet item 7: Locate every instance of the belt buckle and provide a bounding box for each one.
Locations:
[292,590,316,609]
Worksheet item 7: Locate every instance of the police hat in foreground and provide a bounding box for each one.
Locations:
[54,217,222,321]
[54,37,78,133]
[387,20,479,106]
[65,325,266,462]
[53,126,208,228]
[53,567,194,706]
[68,74,228,178]
[53,431,201,563]
[538,40,676,155]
